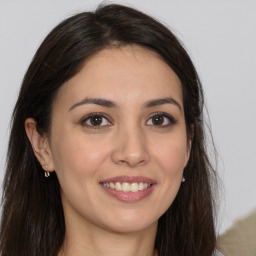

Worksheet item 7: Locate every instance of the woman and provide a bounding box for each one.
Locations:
[0,3,222,256]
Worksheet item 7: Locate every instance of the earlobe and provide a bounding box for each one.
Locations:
[25,118,55,172]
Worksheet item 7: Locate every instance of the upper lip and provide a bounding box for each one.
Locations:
[100,175,156,184]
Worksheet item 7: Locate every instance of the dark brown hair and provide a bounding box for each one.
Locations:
[0,4,217,256]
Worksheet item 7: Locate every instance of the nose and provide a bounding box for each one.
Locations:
[111,126,150,168]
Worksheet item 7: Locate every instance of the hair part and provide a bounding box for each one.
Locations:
[0,3,217,256]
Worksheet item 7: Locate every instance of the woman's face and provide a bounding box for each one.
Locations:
[47,45,191,233]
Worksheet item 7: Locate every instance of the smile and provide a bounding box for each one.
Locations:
[102,182,151,192]
[99,176,156,202]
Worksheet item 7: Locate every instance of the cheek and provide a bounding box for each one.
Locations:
[153,138,187,177]
[50,131,109,181]
[145,137,187,217]
[153,135,187,190]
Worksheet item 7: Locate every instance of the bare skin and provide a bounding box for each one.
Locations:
[25,45,190,256]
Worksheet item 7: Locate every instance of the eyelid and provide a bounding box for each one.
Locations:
[146,112,177,127]
[79,111,177,129]
[80,112,113,129]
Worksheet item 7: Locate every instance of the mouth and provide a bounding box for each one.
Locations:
[99,176,156,202]
[100,181,152,192]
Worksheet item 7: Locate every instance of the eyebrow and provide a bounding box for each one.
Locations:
[69,98,117,111]
[69,97,182,111]
[144,98,182,111]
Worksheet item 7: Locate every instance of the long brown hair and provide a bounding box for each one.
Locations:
[0,4,217,256]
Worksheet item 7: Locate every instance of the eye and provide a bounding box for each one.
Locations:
[81,113,111,128]
[146,112,177,127]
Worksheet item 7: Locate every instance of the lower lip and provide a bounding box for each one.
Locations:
[101,184,155,202]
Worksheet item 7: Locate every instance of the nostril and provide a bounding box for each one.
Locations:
[111,137,150,167]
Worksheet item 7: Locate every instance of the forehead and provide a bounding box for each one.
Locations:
[54,45,183,109]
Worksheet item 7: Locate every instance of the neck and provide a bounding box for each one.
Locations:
[58,213,158,256]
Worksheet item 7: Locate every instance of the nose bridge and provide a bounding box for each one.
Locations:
[111,120,150,167]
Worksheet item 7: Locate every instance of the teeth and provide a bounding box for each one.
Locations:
[102,182,151,192]
[122,182,130,192]
[115,182,122,191]
[130,182,139,192]
[138,182,144,191]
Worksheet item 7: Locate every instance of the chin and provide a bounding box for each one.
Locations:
[97,210,159,234]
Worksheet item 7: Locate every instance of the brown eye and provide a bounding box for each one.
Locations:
[81,114,111,128]
[152,115,164,125]
[146,113,177,127]
[90,115,103,126]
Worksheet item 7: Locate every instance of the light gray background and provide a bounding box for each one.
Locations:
[0,0,255,234]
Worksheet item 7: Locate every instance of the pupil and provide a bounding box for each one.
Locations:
[153,115,164,125]
[91,116,102,126]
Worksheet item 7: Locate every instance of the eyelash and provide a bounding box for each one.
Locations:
[80,112,177,129]
[80,112,112,129]
[147,112,177,128]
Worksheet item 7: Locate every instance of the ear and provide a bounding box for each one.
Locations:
[184,124,194,167]
[25,118,55,172]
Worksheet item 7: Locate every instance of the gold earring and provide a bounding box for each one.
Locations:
[42,165,50,178]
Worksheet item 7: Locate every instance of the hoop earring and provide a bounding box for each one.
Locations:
[42,165,50,178]
[44,171,50,178]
